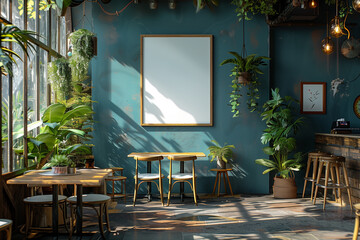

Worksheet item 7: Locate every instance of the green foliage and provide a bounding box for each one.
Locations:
[255,88,304,179]
[231,0,278,21]
[0,23,37,76]
[325,0,354,18]
[207,140,235,163]
[194,0,219,12]
[69,29,95,83]
[48,57,72,101]
[18,0,56,19]
[26,103,92,169]
[220,51,269,117]
[46,154,69,167]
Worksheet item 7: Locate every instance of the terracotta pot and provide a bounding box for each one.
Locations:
[273,177,297,199]
[51,166,68,175]
[238,72,251,85]
[217,157,226,169]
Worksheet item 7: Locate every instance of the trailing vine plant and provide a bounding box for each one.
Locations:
[231,0,278,20]
[48,57,72,101]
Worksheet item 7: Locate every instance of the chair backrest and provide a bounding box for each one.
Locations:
[133,155,163,176]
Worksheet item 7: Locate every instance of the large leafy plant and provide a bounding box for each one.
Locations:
[220,51,269,117]
[26,103,92,169]
[255,88,304,179]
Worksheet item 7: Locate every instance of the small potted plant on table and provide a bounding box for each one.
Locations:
[255,88,304,198]
[208,140,235,169]
[46,155,70,175]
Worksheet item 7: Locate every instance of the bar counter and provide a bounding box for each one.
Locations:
[315,133,360,203]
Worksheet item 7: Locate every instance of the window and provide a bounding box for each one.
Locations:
[0,0,70,174]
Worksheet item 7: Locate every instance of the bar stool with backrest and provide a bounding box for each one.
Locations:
[105,167,127,202]
[132,155,164,206]
[167,155,198,206]
[67,194,111,239]
[23,194,68,236]
[302,151,329,200]
[313,155,353,210]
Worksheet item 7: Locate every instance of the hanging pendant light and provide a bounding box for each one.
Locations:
[353,0,360,12]
[330,0,344,38]
[169,0,176,9]
[309,0,318,8]
[322,12,334,55]
[149,0,158,9]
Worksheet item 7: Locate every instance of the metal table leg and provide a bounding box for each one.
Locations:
[52,184,59,239]
[180,161,184,202]
[75,184,83,236]
[146,161,152,201]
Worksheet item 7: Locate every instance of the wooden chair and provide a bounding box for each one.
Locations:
[353,203,360,240]
[0,219,12,240]
[105,167,127,202]
[313,155,353,210]
[132,155,164,206]
[167,155,197,206]
[302,152,329,200]
[67,194,111,239]
[23,194,68,236]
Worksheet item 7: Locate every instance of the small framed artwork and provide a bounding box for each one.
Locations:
[300,82,326,114]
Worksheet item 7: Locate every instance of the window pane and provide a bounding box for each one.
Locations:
[27,0,36,32]
[12,45,24,171]
[12,0,24,29]
[39,3,49,44]
[1,0,9,20]
[51,9,58,51]
[59,16,66,56]
[2,74,9,174]
[39,49,48,114]
[28,50,37,126]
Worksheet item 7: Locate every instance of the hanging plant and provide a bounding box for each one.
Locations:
[220,52,269,117]
[193,0,219,12]
[68,29,96,83]
[48,57,72,101]
[231,0,278,21]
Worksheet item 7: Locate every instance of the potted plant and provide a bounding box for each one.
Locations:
[207,140,235,169]
[45,154,69,175]
[68,160,77,174]
[220,51,269,117]
[48,57,72,101]
[255,88,304,198]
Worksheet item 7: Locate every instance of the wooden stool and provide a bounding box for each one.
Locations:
[302,152,329,200]
[353,203,360,240]
[167,155,198,206]
[67,194,111,239]
[105,176,127,202]
[211,169,233,197]
[313,155,353,210]
[23,195,68,236]
[0,219,12,240]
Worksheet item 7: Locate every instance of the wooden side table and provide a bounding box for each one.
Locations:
[210,169,233,197]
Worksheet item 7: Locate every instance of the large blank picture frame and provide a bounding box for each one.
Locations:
[140,34,213,126]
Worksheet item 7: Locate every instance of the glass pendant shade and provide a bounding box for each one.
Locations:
[330,16,343,38]
[321,37,334,54]
[309,0,317,8]
[149,0,158,9]
[353,0,360,12]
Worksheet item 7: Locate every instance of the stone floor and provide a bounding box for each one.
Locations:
[15,194,357,240]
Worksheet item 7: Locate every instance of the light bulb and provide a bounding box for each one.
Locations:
[353,0,360,12]
[309,0,317,8]
[321,37,334,55]
[330,16,344,38]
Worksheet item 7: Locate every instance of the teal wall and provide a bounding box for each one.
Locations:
[72,1,360,195]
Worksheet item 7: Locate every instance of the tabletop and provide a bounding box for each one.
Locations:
[128,152,206,158]
[7,169,112,186]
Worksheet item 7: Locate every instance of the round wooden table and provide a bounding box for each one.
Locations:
[210,169,233,197]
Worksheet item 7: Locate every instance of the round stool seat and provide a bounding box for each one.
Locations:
[24,195,67,204]
[308,152,329,157]
[355,203,360,213]
[319,155,345,163]
[0,219,12,230]
[105,176,127,181]
[109,167,123,172]
[67,194,110,204]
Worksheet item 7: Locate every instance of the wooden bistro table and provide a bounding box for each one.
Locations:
[7,168,111,239]
[128,152,206,202]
